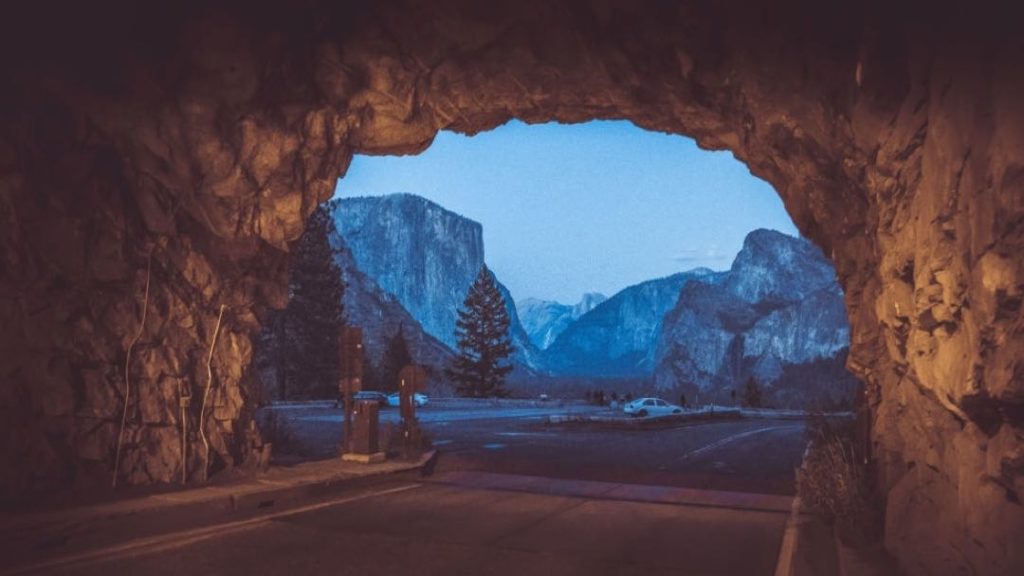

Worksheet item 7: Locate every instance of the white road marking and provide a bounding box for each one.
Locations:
[678,425,799,461]
[3,484,422,576]
[493,432,558,437]
[432,439,453,445]
[482,443,506,450]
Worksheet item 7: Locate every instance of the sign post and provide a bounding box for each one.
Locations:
[397,365,427,457]
[398,365,426,423]
[338,327,363,454]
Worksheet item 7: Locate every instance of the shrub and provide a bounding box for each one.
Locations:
[797,415,882,546]
[258,409,299,457]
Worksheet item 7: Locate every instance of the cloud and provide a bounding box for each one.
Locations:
[671,246,731,264]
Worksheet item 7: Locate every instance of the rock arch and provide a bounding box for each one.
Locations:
[1,1,1021,573]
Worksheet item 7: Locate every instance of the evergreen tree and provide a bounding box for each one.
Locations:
[447,265,514,398]
[379,324,412,393]
[280,204,345,399]
[742,376,763,408]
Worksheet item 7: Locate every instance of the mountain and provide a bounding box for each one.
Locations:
[541,269,721,377]
[329,233,455,387]
[331,194,539,369]
[652,229,859,408]
[518,292,607,349]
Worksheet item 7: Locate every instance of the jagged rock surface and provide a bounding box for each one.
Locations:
[0,2,1021,573]
[518,293,606,350]
[653,230,858,408]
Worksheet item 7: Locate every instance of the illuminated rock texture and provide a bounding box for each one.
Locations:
[0,1,1021,573]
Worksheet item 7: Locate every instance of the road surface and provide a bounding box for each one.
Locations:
[11,404,811,575]
[279,402,807,495]
[49,477,791,576]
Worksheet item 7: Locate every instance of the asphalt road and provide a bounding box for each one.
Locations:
[27,405,810,575]
[282,403,807,495]
[427,415,806,496]
[53,478,790,576]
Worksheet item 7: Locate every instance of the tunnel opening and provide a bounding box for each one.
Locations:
[1,1,1022,574]
[254,119,863,501]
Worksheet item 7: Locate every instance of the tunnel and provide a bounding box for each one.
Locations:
[0,1,1022,574]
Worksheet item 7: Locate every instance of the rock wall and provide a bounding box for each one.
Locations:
[331,193,540,369]
[653,230,858,408]
[332,193,485,350]
[0,1,1021,573]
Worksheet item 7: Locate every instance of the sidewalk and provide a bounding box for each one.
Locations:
[0,451,435,574]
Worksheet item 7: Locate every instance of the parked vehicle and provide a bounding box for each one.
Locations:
[351,391,389,408]
[386,392,429,408]
[623,397,683,418]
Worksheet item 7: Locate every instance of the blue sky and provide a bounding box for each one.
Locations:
[334,120,798,304]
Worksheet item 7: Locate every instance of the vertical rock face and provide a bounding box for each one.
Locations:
[331,194,538,368]
[518,293,607,350]
[653,230,858,407]
[330,238,455,386]
[543,271,716,377]
[0,2,1022,573]
[252,226,455,399]
[332,194,484,349]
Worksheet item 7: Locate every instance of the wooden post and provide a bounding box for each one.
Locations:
[339,327,364,454]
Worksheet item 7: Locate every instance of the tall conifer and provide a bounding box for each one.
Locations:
[448,265,514,397]
[279,204,345,399]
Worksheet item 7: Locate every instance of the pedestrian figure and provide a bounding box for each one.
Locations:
[679,392,687,408]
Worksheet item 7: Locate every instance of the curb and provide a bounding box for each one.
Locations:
[0,451,436,574]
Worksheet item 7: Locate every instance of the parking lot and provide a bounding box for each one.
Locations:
[262,399,807,495]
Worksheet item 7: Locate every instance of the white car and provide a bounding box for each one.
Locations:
[623,397,683,418]
[386,392,428,408]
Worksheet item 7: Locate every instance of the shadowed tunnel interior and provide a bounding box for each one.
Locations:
[1,1,1022,574]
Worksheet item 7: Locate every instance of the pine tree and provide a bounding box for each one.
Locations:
[280,204,345,399]
[447,265,514,398]
[379,324,412,393]
[743,376,763,408]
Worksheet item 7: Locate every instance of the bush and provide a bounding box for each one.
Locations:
[797,415,881,546]
[258,409,299,457]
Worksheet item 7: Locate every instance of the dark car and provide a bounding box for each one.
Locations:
[351,391,389,408]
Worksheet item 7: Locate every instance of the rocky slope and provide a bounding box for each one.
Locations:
[542,270,719,377]
[653,230,859,408]
[331,194,539,369]
[518,293,606,349]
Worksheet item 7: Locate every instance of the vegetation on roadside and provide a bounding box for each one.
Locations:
[258,409,300,457]
[797,414,882,547]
